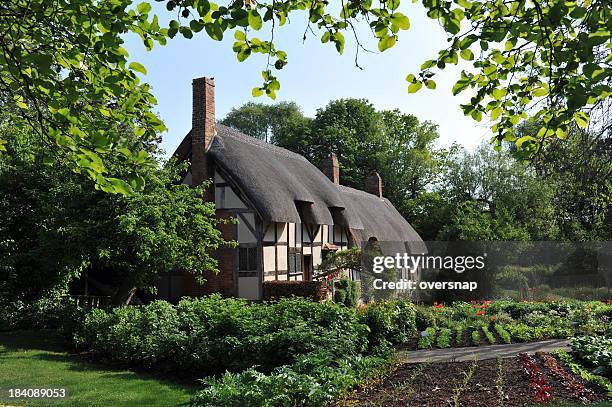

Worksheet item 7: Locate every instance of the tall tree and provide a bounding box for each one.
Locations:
[0,125,228,304]
[221,101,310,144]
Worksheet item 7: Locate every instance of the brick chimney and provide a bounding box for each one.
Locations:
[321,153,340,184]
[365,172,383,198]
[191,77,216,191]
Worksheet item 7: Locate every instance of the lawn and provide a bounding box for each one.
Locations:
[0,331,194,407]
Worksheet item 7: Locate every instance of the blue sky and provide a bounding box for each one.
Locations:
[124,4,490,156]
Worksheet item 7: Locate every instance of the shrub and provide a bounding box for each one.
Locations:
[334,278,360,307]
[359,299,417,346]
[262,280,328,301]
[74,295,369,375]
[570,335,612,377]
[190,347,393,407]
[415,305,436,331]
[0,295,86,333]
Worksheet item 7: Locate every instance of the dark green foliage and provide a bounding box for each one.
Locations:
[221,102,310,144]
[570,336,612,377]
[415,305,437,331]
[0,295,86,336]
[190,346,393,407]
[334,278,360,307]
[358,299,417,346]
[0,127,228,304]
[74,296,372,375]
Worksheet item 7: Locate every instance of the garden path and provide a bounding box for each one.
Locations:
[399,339,569,363]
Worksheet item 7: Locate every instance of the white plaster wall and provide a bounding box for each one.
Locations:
[237,213,256,243]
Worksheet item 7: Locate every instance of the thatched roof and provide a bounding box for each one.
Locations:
[175,124,423,247]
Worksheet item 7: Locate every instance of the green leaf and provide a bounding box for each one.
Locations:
[128,62,147,75]
[452,79,470,95]
[107,178,133,195]
[248,10,263,30]
[390,13,410,30]
[573,111,589,129]
[491,107,502,120]
[234,30,246,41]
[425,80,436,89]
[420,60,436,70]
[137,2,151,14]
[460,49,474,61]
[378,36,396,52]
[252,87,264,97]
[408,81,423,93]
[532,86,549,97]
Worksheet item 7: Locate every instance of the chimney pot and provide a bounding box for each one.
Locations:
[365,172,383,198]
[321,153,340,184]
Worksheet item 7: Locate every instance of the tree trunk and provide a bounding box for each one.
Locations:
[112,279,137,305]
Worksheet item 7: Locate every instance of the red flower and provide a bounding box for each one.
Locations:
[475,311,485,316]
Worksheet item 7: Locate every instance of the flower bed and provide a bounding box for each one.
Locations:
[536,351,595,402]
[520,352,552,403]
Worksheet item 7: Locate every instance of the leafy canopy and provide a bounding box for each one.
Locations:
[1,0,609,191]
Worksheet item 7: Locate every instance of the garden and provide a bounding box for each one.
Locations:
[1,295,610,406]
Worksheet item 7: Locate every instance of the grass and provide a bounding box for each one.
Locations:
[0,331,194,406]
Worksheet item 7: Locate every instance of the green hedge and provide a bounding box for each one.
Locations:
[73,295,417,376]
[0,296,85,334]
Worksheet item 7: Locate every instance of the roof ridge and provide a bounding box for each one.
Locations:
[216,123,308,162]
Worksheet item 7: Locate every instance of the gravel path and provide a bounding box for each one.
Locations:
[399,339,570,363]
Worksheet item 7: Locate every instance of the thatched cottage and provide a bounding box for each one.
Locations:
[160,77,423,300]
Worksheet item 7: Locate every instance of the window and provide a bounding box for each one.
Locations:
[288,252,302,274]
[238,247,258,271]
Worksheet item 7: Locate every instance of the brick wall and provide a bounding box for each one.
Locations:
[183,209,236,297]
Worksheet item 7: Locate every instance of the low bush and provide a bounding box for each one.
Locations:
[570,335,612,377]
[0,295,86,334]
[74,296,369,375]
[415,305,436,331]
[74,295,418,376]
[262,280,327,301]
[190,347,393,407]
[334,278,360,307]
[358,299,417,346]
